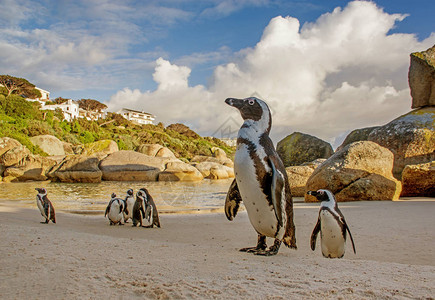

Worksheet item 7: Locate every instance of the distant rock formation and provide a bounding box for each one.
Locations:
[158,161,204,181]
[285,159,325,197]
[166,123,200,138]
[99,150,168,181]
[368,107,435,179]
[409,45,435,108]
[306,141,402,202]
[336,126,379,152]
[277,132,333,167]
[137,144,177,159]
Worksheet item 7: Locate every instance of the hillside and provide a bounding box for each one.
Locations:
[0,94,234,160]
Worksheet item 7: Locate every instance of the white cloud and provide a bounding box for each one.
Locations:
[107,0,435,148]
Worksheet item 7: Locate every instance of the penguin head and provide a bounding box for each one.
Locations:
[35,188,47,195]
[225,97,271,131]
[136,189,148,202]
[127,189,134,196]
[111,193,117,199]
[307,189,335,203]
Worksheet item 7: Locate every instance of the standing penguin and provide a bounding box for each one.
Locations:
[133,188,161,228]
[35,188,56,224]
[105,193,125,225]
[123,189,135,223]
[225,97,296,256]
[308,189,356,258]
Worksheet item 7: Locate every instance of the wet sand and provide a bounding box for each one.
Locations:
[0,199,434,299]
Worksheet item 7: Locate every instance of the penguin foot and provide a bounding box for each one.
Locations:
[255,239,281,256]
[40,221,48,224]
[239,246,265,253]
[240,235,267,253]
[118,223,124,226]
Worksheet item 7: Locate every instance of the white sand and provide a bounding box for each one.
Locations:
[0,199,434,299]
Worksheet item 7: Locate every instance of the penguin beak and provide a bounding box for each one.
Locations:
[307,191,318,197]
[225,98,244,109]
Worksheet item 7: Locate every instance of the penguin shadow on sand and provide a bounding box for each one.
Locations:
[35,188,56,224]
[104,188,161,228]
[307,189,356,259]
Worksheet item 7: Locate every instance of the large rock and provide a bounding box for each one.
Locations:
[99,150,170,181]
[285,159,326,197]
[336,126,379,152]
[401,161,435,197]
[0,137,22,177]
[137,144,163,156]
[0,137,22,157]
[193,162,234,180]
[3,155,57,182]
[305,141,402,202]
[30,135,65,156]
[368,107,435,179]
[0,145,31,167]
[277,132,334,167]
[409,45,435,108]
[159,161,204,181]
[49,155,102,183]
[211,147,227,160]
[83,140,118,157]
[191,155,234,168]
[137,144,177,159]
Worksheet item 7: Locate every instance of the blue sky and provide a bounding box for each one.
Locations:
[1,0,434,147]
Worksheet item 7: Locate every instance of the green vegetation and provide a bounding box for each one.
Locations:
[0,94,234,160]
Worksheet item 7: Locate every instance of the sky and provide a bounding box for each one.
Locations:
[1,0,434,148]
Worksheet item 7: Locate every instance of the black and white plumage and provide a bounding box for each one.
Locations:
[123,189,135,223]
[35,188,56,224]
[308,189,356,258]
[132,188,160,228]
[105,193,125,226]
[225,97,297,256]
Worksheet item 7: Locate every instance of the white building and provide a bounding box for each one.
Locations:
[41,99,79,122]
[79,108,107,121]
[117,108,155,125]
[35,87,50,101]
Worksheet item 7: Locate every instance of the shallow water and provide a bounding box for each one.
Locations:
[0,179,234,214]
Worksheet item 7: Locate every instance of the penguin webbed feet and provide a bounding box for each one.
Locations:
[254,239,281,256]
[239,235,267,254]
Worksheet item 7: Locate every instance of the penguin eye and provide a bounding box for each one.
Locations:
[248,99,255,105]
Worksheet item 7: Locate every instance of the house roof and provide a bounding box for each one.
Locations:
[118,108,155,117]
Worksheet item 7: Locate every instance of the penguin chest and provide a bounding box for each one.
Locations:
[234,144,281,238]
[108,202,123,223]
[124,198,134,220]
[36,198,47,218]
[320,211,345,258]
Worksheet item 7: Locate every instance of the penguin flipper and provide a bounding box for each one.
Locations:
[310,217,321,251]
[225,179,242,221]
[269,157,284,227]
[344,222,356,254]
[105,203,110,217]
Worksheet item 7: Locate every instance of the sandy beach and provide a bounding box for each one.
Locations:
[0,199,434,299]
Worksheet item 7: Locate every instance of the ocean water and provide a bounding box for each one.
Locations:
[0,179,234,214]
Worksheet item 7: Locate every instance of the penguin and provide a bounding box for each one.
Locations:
[132,188,161,228]
[123,189,135,223]
[35,188,56,224]
[225,97,296,256]
[308,189,356,258]
[105,193,125,226]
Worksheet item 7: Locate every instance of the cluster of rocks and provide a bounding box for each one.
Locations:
[0,137,234,183]
[281,45,435,200]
